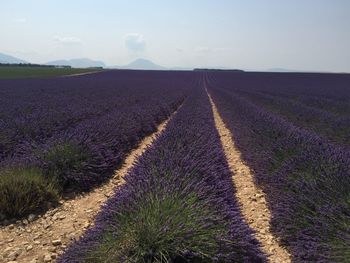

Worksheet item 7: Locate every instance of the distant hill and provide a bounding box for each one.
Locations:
[111,58,166,70]
[0,52,27,64]
[46,58,105,68]
[0,53,196,71]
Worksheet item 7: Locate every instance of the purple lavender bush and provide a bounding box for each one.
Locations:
[58,87,266,262]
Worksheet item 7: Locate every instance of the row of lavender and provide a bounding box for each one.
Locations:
[213,71,350,101]
[58,85,266,262]
[207,72,350,262]
[233,89,350,148]
[0,71,190,218]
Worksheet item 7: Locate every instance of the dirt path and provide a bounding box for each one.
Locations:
[62,70,104,78]
[207,92,291,263]
[0,108,178,263]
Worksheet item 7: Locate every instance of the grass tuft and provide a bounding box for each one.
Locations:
[0,167,59,219]
[42,142,90,188]
[84,192,228,262]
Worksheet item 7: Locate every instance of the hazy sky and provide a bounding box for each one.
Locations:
[1,0,350,71]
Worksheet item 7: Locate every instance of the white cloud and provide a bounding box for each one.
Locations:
[53,36,82,45]
[13,18,27,23]
[176,48,184,52]
[124,33,146,52]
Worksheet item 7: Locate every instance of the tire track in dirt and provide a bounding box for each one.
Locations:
[0,106,181,263]
[207,91,291,263]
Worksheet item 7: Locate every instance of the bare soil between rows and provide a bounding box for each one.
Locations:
[62,70,104,78]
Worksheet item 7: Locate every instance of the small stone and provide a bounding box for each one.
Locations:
[33,234,41,240]
[2,247,13,257]
[59,215,66,220]
[7,238,14,243]
[34,241,41,245]
[7,248,22,261]
[22,219,29,225]
[42,240,49,246]
[8,224,15,230]
[43,254,51,262]
[51,239,62,246]
[269,247,276,253]
[26,245,33,251]
[47,247,56,253]
[29,260,37,263]
[51,253,57,259]
[28,214,36,222]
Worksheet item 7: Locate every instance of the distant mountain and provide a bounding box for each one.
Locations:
[111,58,166,70]
[0,52,27,64]
[46,58,105,68]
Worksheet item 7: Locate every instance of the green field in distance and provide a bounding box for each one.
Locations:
[0,66,104,79]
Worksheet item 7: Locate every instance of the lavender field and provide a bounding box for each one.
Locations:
[0,71,189,217]
[207,71,350,262]
[1,70,350,262]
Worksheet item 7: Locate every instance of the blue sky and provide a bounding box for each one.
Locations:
[1,0,349,71]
